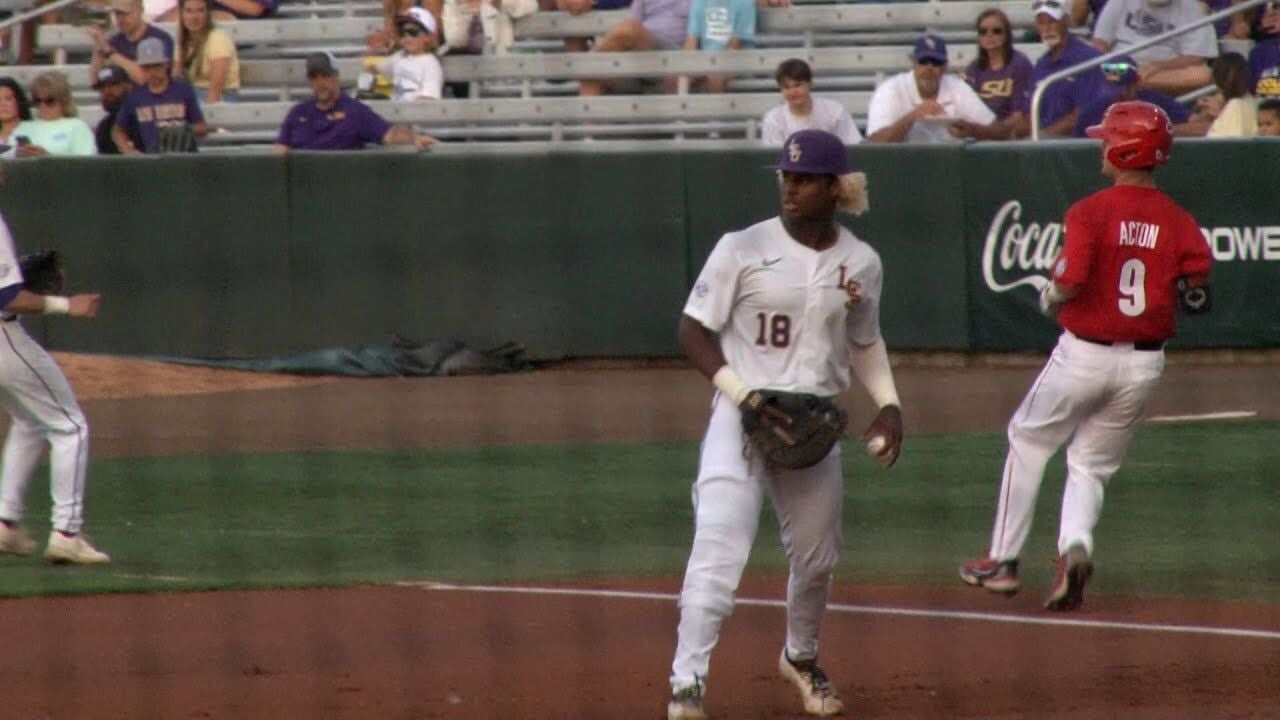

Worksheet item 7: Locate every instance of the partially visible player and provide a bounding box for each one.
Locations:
[666,129,903,720]
[959,101,1212,611]
[0,162,110,564]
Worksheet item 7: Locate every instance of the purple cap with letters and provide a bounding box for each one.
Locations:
[774,129,851,175]
[912,33,948,64]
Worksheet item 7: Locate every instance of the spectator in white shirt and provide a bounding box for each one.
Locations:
[760,59,863,145]
[378,7,445,101]
[1091,0,1218,95]
[866,33,1000,143]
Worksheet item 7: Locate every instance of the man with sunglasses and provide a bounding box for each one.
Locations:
[375,7,445,102]
[1024,0,1106,137]
[1091,0,1217,95]
[866,33,999,143]
[274,51,438,152]
[1073,55,1199,137]
[87,0,176,87]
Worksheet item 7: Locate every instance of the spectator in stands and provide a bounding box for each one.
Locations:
[369,0,445,52]
[1068,0,1106,30]
[1091,0,1218,95]
[92,66,141,155]
[88,0,176,87]
[174,0,241,104]
[113,37,208,153]
[866,34,1001,143]
[1072,55,1199,136]
[679,0,756,93]
[962,7,1034,128]
[555,0,634,52]
[1248,4,1280,99]
[1026,0,1105,137]
[1201,52,1258,135]
[273,51,438,152]
[760,59,862,145]
[578,0,691,95]
[377,7,445,101]
[0,78,32,158]
[13,71,97,157]
[1200,0,1253,43]
[441,0,540,56]
[1258,97,1280,134]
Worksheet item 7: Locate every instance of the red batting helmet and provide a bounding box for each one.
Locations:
[1085,100,1173,170]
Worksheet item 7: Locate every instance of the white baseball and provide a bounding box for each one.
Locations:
[866,435,888,456]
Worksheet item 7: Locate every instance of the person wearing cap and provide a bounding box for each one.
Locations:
[13,71,97,157]
[274,52,438,152]
[1022,0,1106,138]
[664,128,902,720]
[1072,54,1197,137]
[112,36,208,153]
[760,58,863,146]
[174,0,242,104]
[92,66,140,155]
[88,0,176,88]
[865,33,1000,143]
[375,7,445,102]
[1091,0,1217,95]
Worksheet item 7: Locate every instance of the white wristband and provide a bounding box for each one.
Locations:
[42,296,70,315]
[712,365,751,405]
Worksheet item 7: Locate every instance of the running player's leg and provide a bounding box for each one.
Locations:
[671,394,767,691]
[0,417,44,524]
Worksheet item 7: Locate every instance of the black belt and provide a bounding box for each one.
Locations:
[1076,335,1165,351]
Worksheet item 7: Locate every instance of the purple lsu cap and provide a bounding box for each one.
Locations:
[774,129,851,175]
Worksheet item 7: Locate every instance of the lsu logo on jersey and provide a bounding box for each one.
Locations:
[836,264,861,309]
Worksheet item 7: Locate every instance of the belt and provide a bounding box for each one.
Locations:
[1,314,15,323]
[1075,334,1165,351]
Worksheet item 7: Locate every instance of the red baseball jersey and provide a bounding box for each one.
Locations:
[1053,185,1213,342]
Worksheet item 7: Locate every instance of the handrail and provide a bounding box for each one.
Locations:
[0,0,82,62]
[1029,0,1270,140]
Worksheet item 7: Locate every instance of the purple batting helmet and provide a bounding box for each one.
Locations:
[774,129,851,175]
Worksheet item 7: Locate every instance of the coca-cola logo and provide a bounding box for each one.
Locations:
[982,200,1058,294]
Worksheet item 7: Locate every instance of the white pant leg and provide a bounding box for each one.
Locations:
[1059,349,1164,557]
[767,447,843,662]
[670,393,767,691]
[989,334,1109,560]
[0,418,45,522]
[0,322,90,534]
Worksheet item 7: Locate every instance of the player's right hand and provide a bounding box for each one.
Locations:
[68,294,102,319]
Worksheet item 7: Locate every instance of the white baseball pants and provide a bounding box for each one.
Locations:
[670,392,844,692]
[0,320,91,535]
[988,331,1164,561]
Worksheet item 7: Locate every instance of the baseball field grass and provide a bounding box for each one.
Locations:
[0,420,1276,603]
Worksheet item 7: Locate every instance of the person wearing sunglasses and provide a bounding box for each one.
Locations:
[375,7,445,101]
[1091,0,1217,95]
[866,33,999,143]
[1025,0,1106,137]
[962,8,1034,134]
[1071,55,1198,137]
[13,71,96,157]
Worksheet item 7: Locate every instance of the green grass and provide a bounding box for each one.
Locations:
[3,421,1277,604]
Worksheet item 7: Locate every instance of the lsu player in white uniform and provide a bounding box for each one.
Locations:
[0,163,109,564]
[667,129,904,720]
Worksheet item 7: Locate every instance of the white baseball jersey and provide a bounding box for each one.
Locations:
[683,216,883,397]
[1092,0,1218,64]
[865,71,996,143]
[760,97,864,146]
[0,215,23,291]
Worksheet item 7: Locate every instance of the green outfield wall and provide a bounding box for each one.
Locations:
[2,140,1276,359]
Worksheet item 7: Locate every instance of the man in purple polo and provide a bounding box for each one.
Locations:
[1022,0,1105,137]
[273,52,437,152]
[112,37,208,154]
[87,0,176,87]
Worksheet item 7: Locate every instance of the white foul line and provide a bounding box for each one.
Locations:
[397,581,1280,642]
[1147,410,1257,423]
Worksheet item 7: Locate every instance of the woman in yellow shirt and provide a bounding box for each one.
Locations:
[174,0,241,103]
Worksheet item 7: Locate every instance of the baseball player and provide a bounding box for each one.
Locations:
[666,129,903,720]
[0,163,110,564]
[960,101,1212,611]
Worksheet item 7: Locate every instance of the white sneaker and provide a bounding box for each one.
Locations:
[667,678,707,720]
[778,649,844,716]
[44,531,110,565]
[0,523,36,556]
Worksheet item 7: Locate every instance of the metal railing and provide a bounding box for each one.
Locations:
[1029,0,1271,140]
[0,0,82,63]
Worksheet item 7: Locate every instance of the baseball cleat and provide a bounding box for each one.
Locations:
[0,522,36,556]
[1044,545,1093,611]
[959,557,1020,595]
[778,649,844,716]
[44,531,110,565]
[667,678,707,720]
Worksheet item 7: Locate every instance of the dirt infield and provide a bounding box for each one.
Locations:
[0,353,1277,719]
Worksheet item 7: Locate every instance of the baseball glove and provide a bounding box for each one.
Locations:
[18,250,65,295]
[740,390,848,470]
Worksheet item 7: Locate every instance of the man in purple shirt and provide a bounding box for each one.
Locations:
[578,0,692,95]
[87,0,176,87]
[274,52,437,152]
[1025,0,1105,137]
[1250,6,1280,99]
[113,37,208,153]
[1071,56,1196,136]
